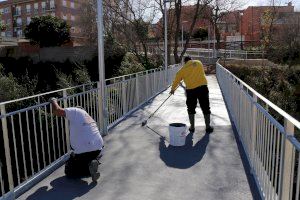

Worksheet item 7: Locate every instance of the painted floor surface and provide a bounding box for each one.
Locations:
[18,75,260,200]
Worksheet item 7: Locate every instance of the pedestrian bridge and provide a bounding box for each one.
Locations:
[1,62,300,200]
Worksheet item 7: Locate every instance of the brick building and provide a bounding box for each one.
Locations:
[241,2,295,43]
[0,0,81,38]
[218,2,298,47]
[154,5,212,38]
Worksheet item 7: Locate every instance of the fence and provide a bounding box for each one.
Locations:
[185,48,265,59]
[0,64,179,199]
[216,62,300,200]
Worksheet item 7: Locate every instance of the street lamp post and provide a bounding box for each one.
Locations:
[240,12,243,50]
[164,0,168,85]
[181,21,188,64]
[163,0,175,85]
[97,0,108,135]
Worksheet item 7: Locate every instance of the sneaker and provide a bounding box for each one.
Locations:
[189,127,195,133]
[89,160,100,182]
[206,126,214,134]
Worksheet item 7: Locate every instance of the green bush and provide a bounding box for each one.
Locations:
[225,64,300,121]
[118,53,146,75]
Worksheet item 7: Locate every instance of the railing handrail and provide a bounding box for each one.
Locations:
[216,61,300,130]
[0,64,180,107]
[0,82,96,106]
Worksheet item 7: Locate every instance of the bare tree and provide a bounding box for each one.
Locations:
[208,0,244,50]
[104,0,158,67]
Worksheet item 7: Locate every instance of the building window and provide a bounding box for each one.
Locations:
[0,9,3,14]
[50,0,55,9]
[42,2,46,12]
[62,0,67,7]
[17,30,23,37]
[4,7,10,14]
[26,4,31,14]
[16,17,22,26]
[71,1,74,8]
[1,32,5,37]
[6,19,11,27]
[27,17,31,25]
[34,3,39,13]
[6,31,12,37]
[15,6,21,16]
[71,15,75,21]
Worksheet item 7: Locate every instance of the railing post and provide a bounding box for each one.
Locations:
[250,94,258,174]
[279,118,295,200]
[0,105,14,192]
[136,73,139,106]
[97,82,108,135]
[122,76,127,114]
[146,71,149,98]
[63,90,70,152]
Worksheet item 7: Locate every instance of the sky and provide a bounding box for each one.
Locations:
[0,0,299,10]
[244,0,300,11]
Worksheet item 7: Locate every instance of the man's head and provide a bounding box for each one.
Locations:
[184,56,192,63]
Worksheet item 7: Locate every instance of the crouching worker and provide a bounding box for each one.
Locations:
[170,56,213,133]
[50,98,103,182]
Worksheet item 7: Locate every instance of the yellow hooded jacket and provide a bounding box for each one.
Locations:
[171,60,207,91]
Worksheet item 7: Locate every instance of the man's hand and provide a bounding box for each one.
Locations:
[170,90,175,95]
[49,97,57,104]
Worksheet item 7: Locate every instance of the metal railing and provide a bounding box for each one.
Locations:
[185,48,264,59]
[216,62,300,200]
[0,65,179,199]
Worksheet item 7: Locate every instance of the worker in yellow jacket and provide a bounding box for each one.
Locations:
[170,56,213,133]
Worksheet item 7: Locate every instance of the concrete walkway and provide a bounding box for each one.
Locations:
[18,75,260,200]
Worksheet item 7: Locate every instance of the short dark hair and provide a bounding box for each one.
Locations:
[184,56,192,63]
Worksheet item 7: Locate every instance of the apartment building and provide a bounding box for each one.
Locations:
[0,0,80,38]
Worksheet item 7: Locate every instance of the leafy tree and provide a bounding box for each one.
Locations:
[0,13,5,31]
[24,16,70,47]
[118,53,146,75]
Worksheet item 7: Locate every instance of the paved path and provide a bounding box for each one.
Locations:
[18,75,259,200]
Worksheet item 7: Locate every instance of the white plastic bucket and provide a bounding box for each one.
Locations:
[169,123,188,146]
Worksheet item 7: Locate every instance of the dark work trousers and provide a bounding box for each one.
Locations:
[186,85,211,115]
[65,150,101,177]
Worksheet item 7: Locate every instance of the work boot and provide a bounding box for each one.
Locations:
[204,114,214,133]
[89,160,100,182]
[188,114,195,133]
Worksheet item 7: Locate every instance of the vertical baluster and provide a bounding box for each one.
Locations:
[50,105,57,160]
[18,113,28,179]
[44,105,51,164]
[295,153,300,200]
[0,162,4,196]
[25,111,34,175]
[38,105,46,168]
[279,119,294,199]
[55,112,61,157]
[274,129,280,199]
[32,109,40,171]
[10,115,20,184]
[0,105,14,191]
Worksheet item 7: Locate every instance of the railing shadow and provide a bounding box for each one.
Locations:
[25,176,97,200]
[158,131,210,169]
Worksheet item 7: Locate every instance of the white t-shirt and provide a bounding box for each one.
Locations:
[65,107,103,154]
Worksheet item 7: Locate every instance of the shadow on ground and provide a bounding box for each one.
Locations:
[157,130,210,169]
[26,176,97,200]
